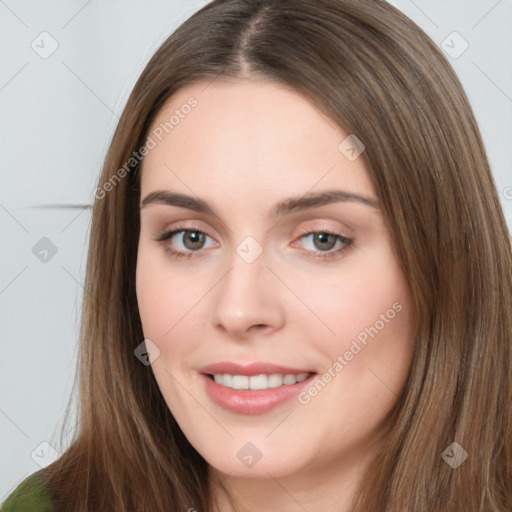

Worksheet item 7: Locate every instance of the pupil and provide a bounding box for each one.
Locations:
[185,231,204,250]
[315,233,335,250]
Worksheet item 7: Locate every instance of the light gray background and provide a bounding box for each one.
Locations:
[1,0,511,500]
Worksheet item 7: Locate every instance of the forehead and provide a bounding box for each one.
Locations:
[140,79,375,206]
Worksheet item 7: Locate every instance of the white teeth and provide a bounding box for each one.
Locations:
[282,374,297,385]
[249,374,268,390]
[211,372,310,390]
[268,374,283,388]
[231,375,249,389]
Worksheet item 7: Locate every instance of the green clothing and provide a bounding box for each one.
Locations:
[1,471,52,511]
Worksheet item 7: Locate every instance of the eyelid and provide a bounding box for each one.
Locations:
[156,220,350,242]
[291,217,355,237]
[293,223,350,238]
[156,219,216,238]
[155,223,215,244]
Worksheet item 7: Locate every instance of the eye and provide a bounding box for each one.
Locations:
[155,226,354,261]
[155,227,217,259]
[293,230,354,260]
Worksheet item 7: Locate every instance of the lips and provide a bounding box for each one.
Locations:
[198,361,318,415]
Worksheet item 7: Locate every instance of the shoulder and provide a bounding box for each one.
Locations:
[1,470,53,511]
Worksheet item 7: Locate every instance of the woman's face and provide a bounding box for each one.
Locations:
[136,79,415,482]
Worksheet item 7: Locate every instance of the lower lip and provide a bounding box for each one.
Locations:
[200,373,316,415]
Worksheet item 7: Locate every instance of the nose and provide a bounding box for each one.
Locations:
[211,247,286,340]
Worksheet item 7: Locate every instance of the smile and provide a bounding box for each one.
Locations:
[209,372,312,390]
[198,362,318,414]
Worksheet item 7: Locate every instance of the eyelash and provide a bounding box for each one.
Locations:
[155,224,354,261]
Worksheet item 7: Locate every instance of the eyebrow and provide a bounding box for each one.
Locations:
[140,189,380,215]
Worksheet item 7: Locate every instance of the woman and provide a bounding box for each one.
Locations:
[3,0,511,510]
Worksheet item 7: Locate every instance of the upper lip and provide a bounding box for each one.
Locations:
[200,361,316,376]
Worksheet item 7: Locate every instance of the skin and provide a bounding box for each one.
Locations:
[136,78,415,512]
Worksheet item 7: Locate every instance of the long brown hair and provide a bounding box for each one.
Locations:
[43,0,512,510]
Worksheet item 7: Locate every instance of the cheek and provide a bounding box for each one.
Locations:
[135,248,210,369]
[136,266,172,340]
[136,243,193,335]
[135,255,203,412]
[291,254,411,347]
[295,253,414,404]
